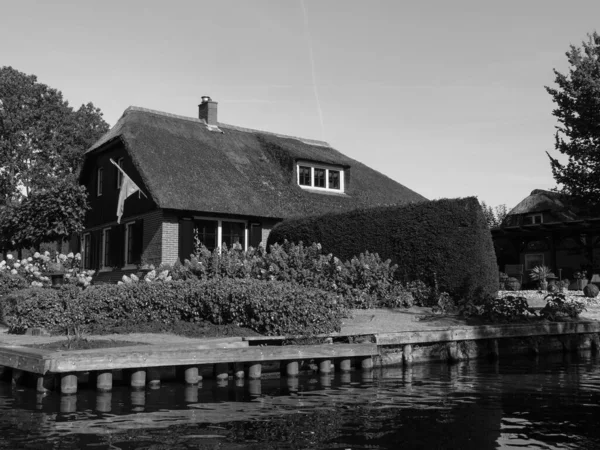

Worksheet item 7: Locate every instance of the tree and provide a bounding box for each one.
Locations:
[0,67,109,251]
[0,66,109,202]
[546,32,600,209]
[480,201,509,228]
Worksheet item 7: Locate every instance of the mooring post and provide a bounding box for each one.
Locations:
[36,374,54,394]
[320,374,332,388]
[248,379,261,397]
[247,363,262,380]
[130,390,145,411]
[403,344,413,365]
[96,370,113,392]
[447,342,459,363]
[61,373,78,395]
[96,392,112,413]
[234,363,245,380]
[184,366,201,384]
[339,358,352,372]
[319,359,333,374]
[340,372,352,385]
[130,369,146,390]
[285,376,299,393]
[214,363,229,381]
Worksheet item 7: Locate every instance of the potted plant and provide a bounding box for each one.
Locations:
[529,265,555,291]
[573,271,588,291]
[46,259,66,287]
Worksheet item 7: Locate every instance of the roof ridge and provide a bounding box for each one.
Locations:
[124,106,331,148]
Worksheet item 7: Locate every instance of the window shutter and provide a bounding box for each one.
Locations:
[179,220,194,261]
[110,226,122,268]
[132,219,144,264]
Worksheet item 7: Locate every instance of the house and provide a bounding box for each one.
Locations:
[491,189,600,285]
[78,97,427,282]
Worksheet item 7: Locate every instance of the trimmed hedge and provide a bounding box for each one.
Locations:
[0,272,31,324]
[267,197,498,303]
[6,279,346,336]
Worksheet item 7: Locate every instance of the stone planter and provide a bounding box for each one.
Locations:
[47,272,65,288]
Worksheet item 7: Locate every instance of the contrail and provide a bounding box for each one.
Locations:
[300,0,325,139]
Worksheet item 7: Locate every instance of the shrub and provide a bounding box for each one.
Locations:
[7,279,347,336]
[540,292,586,320]
[583,283,599,298]
[267,197,499,305]
[503,277,521,291]
[483,295,533,322]
[0,271,30,323]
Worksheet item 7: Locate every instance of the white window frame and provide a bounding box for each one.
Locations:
[97,167,103,196]
[193,216,248,252]
[100,227,112,271]
[123,221,137,269]
[82,232,91,269]
[116,157,124,189]
[296,161,345,193]
[524,213,543,225]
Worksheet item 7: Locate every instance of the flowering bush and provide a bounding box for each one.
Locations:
[540,292,586,320]
[119,267,172,284]
[0,251,94,288]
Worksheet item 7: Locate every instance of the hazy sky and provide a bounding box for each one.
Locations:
[2,0,599,208]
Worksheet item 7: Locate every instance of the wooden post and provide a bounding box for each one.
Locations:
[60,395,77,413]
[36,374,54,394]
[214,363,229,381]
[360,356,374,371]
[184,366,200,384]
[234,363,245,380]
[339,358,352,372]
[319,359,332,374]
[61,373,78,395]
[96,370,113,392]
[95,392,112,413]
[130,369,146,390]
[184,385,198,403]
[11,369,25,387]
[147,367,161,389]
[340,372,352,385]
[447,342,459,363]
[248,379,261,397]
[320,374,332,388]
[285,376,299,393]
[284,360,299,377]
[247,363,262,380]
[130,390,145,411]
[403,344,413,365]
[489,339,499,360]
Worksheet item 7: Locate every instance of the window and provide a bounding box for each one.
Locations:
[299,166,311,186]
[524,214,543,225]
[102,228,111,269]
[97,167,103,196]
[82,233,91,269]
[525,253,544,271]
[192,217,247,252]
[296,162,345,193]
[116,157,124,189]
[124,220,143,266]
[195,219,218,251]
[222,221,245,249]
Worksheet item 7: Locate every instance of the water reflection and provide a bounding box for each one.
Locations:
[0,353,599,449]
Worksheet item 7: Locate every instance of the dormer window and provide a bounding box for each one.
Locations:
[297,162,344,193]
[524,213,543,225]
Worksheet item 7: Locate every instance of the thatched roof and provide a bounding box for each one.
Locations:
[507,189,579,221]
[82,107,426,219]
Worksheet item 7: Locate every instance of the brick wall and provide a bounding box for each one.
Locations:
[261,219,281,247]
[161,212,179,265]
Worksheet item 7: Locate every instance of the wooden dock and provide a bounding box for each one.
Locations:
[1,321,600,395]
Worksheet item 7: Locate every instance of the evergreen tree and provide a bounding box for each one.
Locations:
[546,32,600,208]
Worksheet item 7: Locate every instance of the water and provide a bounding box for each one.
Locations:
[1,353,599,449]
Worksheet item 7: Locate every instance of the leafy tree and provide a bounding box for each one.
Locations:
[480,201,509,228]
[0,66,109,201]
[546,32,600,208]
[0,66,108,251]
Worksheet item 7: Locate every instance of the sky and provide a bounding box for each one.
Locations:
[1,0,599,209]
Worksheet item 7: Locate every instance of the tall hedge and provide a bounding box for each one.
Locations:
[268,197,498,303]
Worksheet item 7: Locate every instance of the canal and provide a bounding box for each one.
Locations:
[1,352,599,449]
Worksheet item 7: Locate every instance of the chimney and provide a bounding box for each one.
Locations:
[198,96,218,126]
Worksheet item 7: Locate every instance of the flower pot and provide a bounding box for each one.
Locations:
[48,272,65,288]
